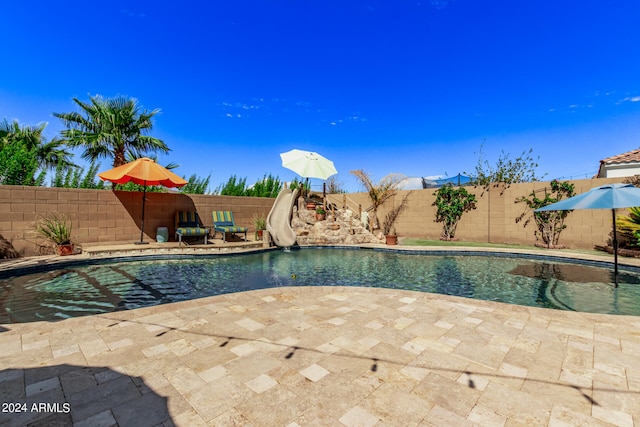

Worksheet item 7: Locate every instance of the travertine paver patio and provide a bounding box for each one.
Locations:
[1,284,639,426]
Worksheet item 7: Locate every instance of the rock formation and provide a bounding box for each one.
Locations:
[291,202,383,246]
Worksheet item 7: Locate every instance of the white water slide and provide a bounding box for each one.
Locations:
[266,188,299,247]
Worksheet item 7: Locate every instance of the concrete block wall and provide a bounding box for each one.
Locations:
[0,177,625,256]
[0,186,274,256]
[331,177,621,249]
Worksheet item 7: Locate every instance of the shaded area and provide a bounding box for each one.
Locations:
[113,191,198,243]
[0,364,170,427]
[509,262,613,283]
[0,233,19,259]
[434,257,474,298]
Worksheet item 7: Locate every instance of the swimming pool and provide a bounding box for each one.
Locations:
[1,248,639,323]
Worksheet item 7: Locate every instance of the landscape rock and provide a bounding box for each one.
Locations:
[291,205,383,246]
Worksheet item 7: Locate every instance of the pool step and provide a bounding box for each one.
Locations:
[83,241,265,258]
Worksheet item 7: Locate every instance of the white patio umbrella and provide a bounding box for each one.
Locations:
[280,149,338,180]
[535,183,640,287]
[280,149,338,198]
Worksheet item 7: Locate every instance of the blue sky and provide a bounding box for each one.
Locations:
[2,0,640,192]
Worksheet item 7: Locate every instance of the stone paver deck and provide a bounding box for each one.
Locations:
[1,245,640,426]
[1,284,639,426]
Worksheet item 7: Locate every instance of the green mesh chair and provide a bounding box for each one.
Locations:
[175,211,209,246]
[212,211,248,242]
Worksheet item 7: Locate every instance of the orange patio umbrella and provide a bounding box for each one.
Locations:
[99,157,188,244]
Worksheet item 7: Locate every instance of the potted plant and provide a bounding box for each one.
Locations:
[35,213,75,255]
[381,193,411,245]
[385,227,398,245]
[315,205,326,221]
[252,213,267,240]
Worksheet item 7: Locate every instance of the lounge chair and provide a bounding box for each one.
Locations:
[212,211,248,242]
[175,211,209,246]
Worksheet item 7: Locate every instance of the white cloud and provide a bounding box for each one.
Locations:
[615,96,640,105]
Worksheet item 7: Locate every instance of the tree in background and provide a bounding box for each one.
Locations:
[214,174,282,197]
[51,162,105,189]
[215,175,248,196]
[54,95,169,168]
[432,184,477,241]
[350,169,406,231]
[0,139,43,185]
[180,174,211,194]
[0,119,74,185]
[515,179,575,248]
[467,144,546,193]
[325,176,345,194]
[288,177,309,198]
[245,174,282,198]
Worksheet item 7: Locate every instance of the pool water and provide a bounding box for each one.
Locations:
[1,248,639,323]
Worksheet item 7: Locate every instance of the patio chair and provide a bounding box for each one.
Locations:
[175,211,209,246]
[212,211,248,242]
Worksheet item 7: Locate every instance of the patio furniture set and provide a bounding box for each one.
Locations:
[175,210,248,245]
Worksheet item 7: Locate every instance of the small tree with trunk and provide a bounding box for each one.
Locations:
[515,179,575,248]
[432,184,477,241]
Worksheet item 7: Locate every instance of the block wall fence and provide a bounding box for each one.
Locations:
[0,186,275,256]
[328,177,621,250]
[0,177,622,256]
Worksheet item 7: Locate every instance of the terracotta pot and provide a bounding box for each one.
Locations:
[315,214,326,221]
[256,230,264,240]
[385,235,397,245]
[306,203,316,210]
[56,243,74,256]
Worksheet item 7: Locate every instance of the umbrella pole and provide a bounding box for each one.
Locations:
[136,181,149,245]
[612,209,618,287]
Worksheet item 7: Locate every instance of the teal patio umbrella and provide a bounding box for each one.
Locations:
[536,183,640,286]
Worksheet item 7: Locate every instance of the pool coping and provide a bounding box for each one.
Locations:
[3,242,640,278]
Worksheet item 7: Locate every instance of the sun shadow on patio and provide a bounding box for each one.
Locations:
[0,364,170,427]
[102,315,640,409]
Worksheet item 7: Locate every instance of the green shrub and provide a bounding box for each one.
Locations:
[515,180,575,248]
[433,184,477,241]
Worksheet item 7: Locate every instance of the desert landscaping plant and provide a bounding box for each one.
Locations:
[252,213,267,239]
[615,206,640,248]
[34,213,76,255]
[433,184,477,241]
[350,169,406,231]
[381,192,411,236]
[515,179,575,248]
[35,213,73,245]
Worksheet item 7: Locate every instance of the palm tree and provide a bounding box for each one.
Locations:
[0,119,75,170]
[54,95,169,168]
[0,119,75,185]
[350,169,406,231]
